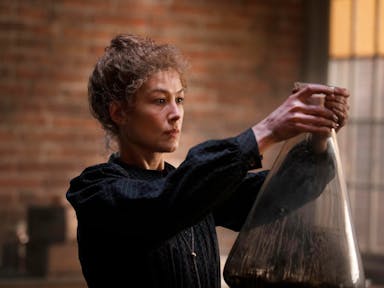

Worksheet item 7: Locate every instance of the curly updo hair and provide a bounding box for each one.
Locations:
[88,34,188,136]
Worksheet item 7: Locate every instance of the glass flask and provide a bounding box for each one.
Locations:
[223,94,365,288]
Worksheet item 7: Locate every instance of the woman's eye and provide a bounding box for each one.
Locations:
[155,98,166,104]
[176,97,184,104]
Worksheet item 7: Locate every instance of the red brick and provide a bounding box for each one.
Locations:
[0,0,307,275]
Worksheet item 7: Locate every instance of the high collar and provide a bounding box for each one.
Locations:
[108,152,175,177]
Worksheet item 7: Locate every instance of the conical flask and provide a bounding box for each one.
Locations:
[223,129,365,287]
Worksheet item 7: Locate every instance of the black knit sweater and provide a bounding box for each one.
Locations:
[66,129,266,288]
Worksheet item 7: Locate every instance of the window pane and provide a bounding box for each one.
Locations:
[378,0,384,55]
[355,0,376,56]
[351,59,374,119]
[330,0,352,57]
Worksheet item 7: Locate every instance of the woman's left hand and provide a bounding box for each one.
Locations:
[324,86,350,132]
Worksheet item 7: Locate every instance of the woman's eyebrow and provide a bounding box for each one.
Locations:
[176,88,185,94]
[148,88,185,95]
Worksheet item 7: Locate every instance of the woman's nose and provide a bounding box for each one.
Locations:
[168,102,182,121]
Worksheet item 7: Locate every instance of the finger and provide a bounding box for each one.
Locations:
[331,106,348,118]
[325,101,349,113]
[333,112,347,128]
[331,108,347,130]
[296,104,339,123]
[331,86,350,97]
[305,84,334,95]
[294,82,329,91]
[294,122,334,135]
[325,92,349,104]
[295,82,350,99]
[291,111,339,130]
[292,87,300,93]
[329,107,347,120]
[309,83,350,97]
[325,100,349,121]
[296,84,337,101]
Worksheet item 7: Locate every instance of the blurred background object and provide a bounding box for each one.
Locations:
[328,0,384,286]
[0,0,382,287]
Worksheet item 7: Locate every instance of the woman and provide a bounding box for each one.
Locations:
[66,34,349,287]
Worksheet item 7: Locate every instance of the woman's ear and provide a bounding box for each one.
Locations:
[109,101,127,126]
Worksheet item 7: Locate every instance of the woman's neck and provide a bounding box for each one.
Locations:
[118,145,165,170]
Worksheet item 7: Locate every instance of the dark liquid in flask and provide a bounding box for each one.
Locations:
[229,277,347,288]
[224,131,366,288]
[225,218,357,288]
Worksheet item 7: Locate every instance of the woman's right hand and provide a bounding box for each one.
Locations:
[252,83,345,154]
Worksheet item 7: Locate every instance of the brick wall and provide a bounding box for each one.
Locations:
[0,0,306,279]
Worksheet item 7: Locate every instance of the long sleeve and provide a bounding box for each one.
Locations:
[214,137,335,232]
[213,170,268,231]
[245,138,336,227]
[66,128,263,244]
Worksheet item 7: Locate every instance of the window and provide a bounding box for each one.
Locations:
[328,0,384,253]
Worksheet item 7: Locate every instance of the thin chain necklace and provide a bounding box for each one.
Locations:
[180,226,201,288]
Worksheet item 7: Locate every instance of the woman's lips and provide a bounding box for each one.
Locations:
[165,128,180,137]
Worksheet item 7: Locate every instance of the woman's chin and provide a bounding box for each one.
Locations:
[164,142,179,153]
[166,145,178,153]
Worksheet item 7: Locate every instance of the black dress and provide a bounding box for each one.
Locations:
[66,129,266,288]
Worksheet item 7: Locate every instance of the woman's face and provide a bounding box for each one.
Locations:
[120,69,185,154]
